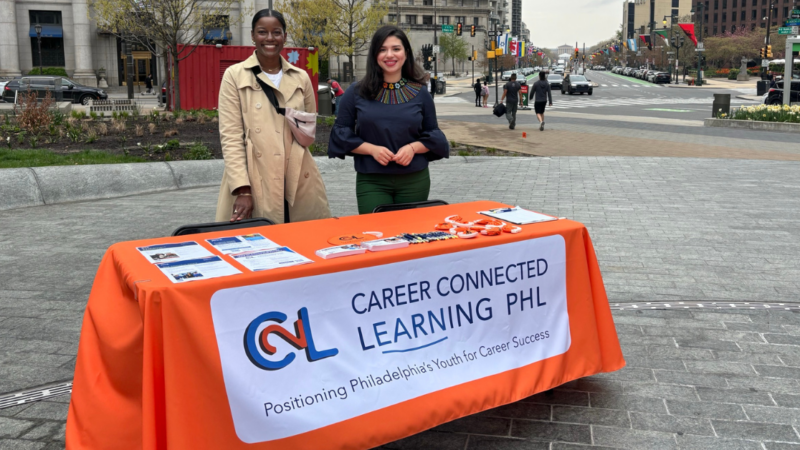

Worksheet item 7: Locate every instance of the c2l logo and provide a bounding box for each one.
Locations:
[244,307,338,371]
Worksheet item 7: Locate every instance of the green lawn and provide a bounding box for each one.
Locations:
[0,149,146,168]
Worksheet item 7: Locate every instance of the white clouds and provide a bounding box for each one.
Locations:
[521,0,621,48]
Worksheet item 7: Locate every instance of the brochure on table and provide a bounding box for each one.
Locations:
[479,206,558,225]
[232,247,314,271]
[206,233,279,255]
[136,241,215,263]
[155,256,241,283]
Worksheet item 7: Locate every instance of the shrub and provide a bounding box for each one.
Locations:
[29,135,40,148]
[165,139,180,150]
[27,67,69,77]
[135,124,144,137]
[85,129,97,143]
[728,68,740,80]
[185,142,214,160]
[15,90,54,132]
[175,117,184,125]
[148,123,157,134]
[164,129,179,137]
[111,119,126,133]
[96,123,108,135]
[71,111,87,120]
[89,111,99,121]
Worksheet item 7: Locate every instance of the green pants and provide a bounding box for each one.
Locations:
[356,168,431,214]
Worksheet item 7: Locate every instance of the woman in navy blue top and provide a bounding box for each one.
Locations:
[328,26,449,214]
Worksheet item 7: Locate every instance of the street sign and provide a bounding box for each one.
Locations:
[791,9,800,18]
[488,31,499,37]
[779,26,794,34]
[762,59,769,67]
[698,42,704,49]
[433,45,440,54]
[441,24,454,33]
[695,48,706,52]
[786,19,800,26]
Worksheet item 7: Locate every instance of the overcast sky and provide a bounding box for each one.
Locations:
[521,0,622,49]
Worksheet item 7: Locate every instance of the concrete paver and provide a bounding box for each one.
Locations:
[1,156,799,448]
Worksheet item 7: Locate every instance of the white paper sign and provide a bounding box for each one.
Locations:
[210,235,570,444]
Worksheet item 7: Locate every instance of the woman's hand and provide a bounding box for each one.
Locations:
[231,187,254,222]
[370,145,395,166]
[393,144,415,166]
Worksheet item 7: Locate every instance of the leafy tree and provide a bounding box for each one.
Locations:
[279,0,388,78]
[438,33,469,76]
[89,0,248,110]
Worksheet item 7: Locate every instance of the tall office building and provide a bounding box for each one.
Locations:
[511,0,522,35]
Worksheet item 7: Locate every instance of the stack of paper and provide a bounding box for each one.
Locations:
[315,244,367,259]
[362,237,410,252]
[479,206,558,225]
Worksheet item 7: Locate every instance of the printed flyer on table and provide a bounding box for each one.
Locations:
[210,234,570,443]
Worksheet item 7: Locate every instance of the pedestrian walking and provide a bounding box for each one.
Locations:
[145,74,153,95]
[531,71,553,131]
[328,25,449,214]
[327,77,344,115]
[215,8,331,224]
[500,73,521,129]
[474,79,482,107]
[482,83,489,107]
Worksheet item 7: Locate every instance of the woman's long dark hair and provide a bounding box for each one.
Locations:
[359,26,425,99]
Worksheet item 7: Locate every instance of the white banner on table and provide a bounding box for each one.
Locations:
[211,235,569,443]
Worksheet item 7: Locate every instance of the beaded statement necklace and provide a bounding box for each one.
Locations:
[376,78,421,104]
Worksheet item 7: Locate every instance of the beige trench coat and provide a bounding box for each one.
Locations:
[215,52,331,224]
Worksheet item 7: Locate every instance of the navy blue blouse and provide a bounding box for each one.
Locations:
[327,82,449,174]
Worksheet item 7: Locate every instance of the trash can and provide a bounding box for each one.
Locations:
[712,93,731,117]
[436,80,446,95]
[318,86,332,116]
[756,80,768,96]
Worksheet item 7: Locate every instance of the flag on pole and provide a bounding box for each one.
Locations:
[655,30,669,43]
[628,38,637,52]
[678,23,698,46]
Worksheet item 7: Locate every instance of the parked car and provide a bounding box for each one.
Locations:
[594,65,606,71]
[2,76,107,105]
[653,72,671,84]
[764,80,800,104]
[501,71,514,81]
[561,74,593,95]
[546,73,564,89]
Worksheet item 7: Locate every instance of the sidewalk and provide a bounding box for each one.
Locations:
[1,156,799,449]
[665,77,758,90]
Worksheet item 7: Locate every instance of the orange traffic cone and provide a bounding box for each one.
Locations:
[522,132,527,138]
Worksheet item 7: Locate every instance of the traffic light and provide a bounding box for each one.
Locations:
[421,44,433,70]
[760,47,765,58]
[767,45,773,58]
[456,23,462,36]
[575,48,579,58]
[470,24,476,37]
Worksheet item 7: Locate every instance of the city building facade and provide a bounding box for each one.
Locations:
[621,0,692,42]
[334,0,501,81]
[557,44,574,55]
[691,0,792,36]
[0,0,270,87]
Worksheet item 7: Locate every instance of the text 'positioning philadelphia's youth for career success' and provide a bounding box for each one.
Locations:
[262,257,555,419]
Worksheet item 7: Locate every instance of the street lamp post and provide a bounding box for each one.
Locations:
[34,24,43,75]
[692,3,705,86]
[433,0,438,91]
[763,1,775,78]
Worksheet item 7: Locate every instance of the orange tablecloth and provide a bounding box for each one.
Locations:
[66,201,624,450]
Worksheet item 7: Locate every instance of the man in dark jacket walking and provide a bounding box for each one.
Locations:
[500,74,521,129]
[531,72,553,131]
[474,79,482,107]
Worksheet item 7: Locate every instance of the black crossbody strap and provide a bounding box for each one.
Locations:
[250,67,286,116]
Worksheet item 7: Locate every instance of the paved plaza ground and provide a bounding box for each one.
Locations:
[1,155,799,449]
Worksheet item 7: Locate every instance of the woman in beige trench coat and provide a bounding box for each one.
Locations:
[215,9,331,224]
